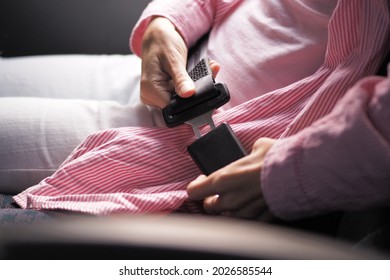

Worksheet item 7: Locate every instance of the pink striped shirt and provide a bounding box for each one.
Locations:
[14,0,390,219]
[262,72,390,220]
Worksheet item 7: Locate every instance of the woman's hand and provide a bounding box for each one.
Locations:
[140,17,196,108]
[140,17,220,108]
[187,138,276,220]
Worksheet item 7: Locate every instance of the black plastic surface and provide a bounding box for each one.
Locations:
[187,123,247,175]
[162,57,230,127]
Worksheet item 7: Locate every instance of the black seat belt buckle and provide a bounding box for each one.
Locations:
[162,51,247,174]
[162,58,230,127]
[187,123,247,175]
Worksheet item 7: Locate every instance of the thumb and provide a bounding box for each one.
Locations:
[187,174,211,200]
[174,60,220,97]
[169,61,195,98]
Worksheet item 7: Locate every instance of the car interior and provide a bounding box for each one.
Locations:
[0,0,389,260]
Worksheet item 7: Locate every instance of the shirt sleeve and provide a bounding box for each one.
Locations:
[261,68,390,220]
[129,0,241,57]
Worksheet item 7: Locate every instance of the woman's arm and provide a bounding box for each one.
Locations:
[130,0,241,108]
[261,72,390,220]
[130,0,241,56]
[188,71,390,221]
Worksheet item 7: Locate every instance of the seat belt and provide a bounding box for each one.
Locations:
[162,35,247,175]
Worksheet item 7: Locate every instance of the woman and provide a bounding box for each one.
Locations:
[3,0,390,220]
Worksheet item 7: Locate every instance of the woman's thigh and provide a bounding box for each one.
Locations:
[0,97,162,194]
[0,54,166,194]
[0,54,142,104]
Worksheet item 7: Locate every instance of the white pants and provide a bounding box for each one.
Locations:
[0,55,163,194]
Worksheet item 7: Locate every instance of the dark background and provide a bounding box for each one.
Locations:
[0,0,151,57]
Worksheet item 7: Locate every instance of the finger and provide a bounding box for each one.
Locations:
[174,60,219,96]
[166,59,196,98]
[224,198,267,220]
[203,195,221,215]
[140,92,170,108]
[187,174,216,200]
[208,188,263,217]
[187,161,248,200]
[140,78,172,108]
[172,59,219,96]
[140,55,174,108]
[176,78,196,98]
[209,60,220,79]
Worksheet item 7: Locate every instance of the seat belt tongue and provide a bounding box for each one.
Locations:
[162,55,247,174]
[186,110,216,139]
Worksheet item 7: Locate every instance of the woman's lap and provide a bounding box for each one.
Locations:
[0,54,161,194]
